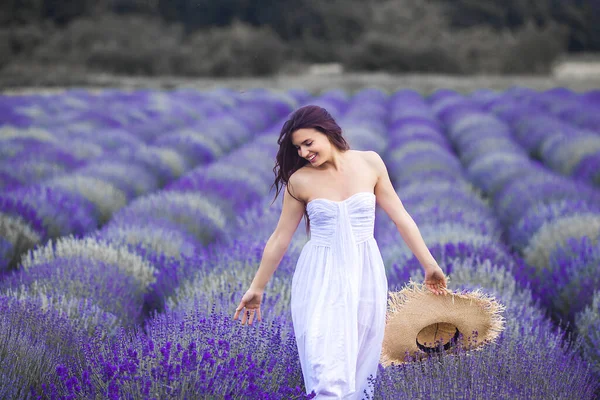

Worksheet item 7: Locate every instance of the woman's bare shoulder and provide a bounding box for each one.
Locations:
[290,165,311,181]
[287,167,310,199]
[358,150,385,175]
[358,150,383,164]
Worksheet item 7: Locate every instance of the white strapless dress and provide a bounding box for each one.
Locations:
[291,192,389,399]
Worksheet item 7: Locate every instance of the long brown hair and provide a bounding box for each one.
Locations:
[270,105,350,234]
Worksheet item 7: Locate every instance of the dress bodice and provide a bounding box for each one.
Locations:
[306,192,376,246]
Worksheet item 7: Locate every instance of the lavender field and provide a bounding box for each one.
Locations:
[0,86,599,399]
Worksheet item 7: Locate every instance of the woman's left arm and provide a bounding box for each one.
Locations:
[367,151,439,272]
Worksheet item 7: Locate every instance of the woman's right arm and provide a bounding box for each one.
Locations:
[249,179,305,292]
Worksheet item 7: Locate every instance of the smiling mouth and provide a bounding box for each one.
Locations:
[308,154,317,162]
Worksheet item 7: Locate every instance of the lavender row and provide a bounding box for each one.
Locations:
[1,89,301,331]
[518,88,600,133]
[151,90,597,399]
[0,89,283,196]
[165,89,384,319]
[2,87,598,397]
[86,93,308,316]
[99,90,391,399]
[366,89,598,398]
[24,91,352,399]
[0,89,205,190]
[0,88,295,196]
[427,88,600,377]
[164,89,599,398]
[0,89,295,275]
[469,88,600,187]
[0,89,313,398]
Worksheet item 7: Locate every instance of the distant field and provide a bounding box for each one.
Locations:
[2,70,600,95]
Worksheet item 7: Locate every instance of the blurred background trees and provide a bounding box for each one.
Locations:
[0,0,597,77]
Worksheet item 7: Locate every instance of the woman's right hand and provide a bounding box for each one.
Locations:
[424,265,448,296]
[233,288,264,325]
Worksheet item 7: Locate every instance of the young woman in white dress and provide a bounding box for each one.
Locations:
[234,105,448,399]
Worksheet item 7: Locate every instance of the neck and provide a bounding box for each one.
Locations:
[318,148,346,172]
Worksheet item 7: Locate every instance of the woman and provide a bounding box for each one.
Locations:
[233,105,448,399]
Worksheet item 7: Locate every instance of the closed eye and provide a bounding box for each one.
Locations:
[295,142,313,150]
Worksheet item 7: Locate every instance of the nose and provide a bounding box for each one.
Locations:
[299,147,309,158]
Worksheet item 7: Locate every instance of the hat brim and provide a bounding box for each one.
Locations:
[380,280,506,367]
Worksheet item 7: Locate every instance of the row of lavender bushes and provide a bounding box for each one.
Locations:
[0,87,598,398]
[144,90,394,398]
[425,89,600,378]
[0,88,286,273]
[529,88,600,135]
[1,89,207,191]
[370,89,598,398]
[29,90,352,398]
[43,88,599,399]
[25,89,392,398]
[471,88,600,187]
[0,88,307,398]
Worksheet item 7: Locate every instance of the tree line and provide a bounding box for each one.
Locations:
[2,0,598,51]
[1,0,597,79]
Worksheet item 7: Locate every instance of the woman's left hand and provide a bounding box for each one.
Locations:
[233,288,264,325]
[424,265,448,296]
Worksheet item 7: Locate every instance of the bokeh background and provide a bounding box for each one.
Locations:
[1,0,600,91]
[1,1,600,399]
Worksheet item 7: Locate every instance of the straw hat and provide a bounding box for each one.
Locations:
[380,279,506,367]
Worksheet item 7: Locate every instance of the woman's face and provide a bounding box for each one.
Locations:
[291,128,330,167]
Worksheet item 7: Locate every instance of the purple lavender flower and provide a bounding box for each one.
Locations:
[375,258,600,399]
[508,198,600,251]
[0,170,21,191]
[45,174,128,224]
[5,184,99,237]
[106,191,229,246]
[95,219,201,261]
[387,147,465,182]
[80,128,145,151]
[573,152,600,186]
[0,159,71,188]
[492,172,600,226]
[0,139,85,172]
[2,256,148,325]
[575,290,600,375]
[0,195,46,239]
[0,294,86,398]
[0,237,12,272]
[388,124,450,151]
[44,309,313,399]
[466,153,538,195]
[95,145,179,186]
[75,160,161,200]
[536,237,600,325]
[166,164,271,214]
[153,130,222,167]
